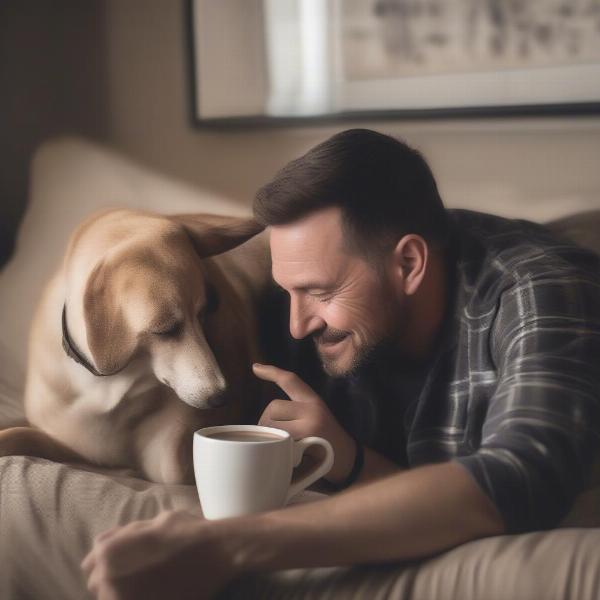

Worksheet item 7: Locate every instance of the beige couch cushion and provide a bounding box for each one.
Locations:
[0,455,326,600]
[0,338,26,427]
[547,209,600,255]
[1,455,599,600]
[230,528,600,600]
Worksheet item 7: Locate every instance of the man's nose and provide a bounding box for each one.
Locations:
[289,294,325,340]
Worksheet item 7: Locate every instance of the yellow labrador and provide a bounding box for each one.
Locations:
[0,209,271,483]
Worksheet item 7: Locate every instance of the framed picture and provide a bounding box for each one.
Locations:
[333,0,600,116]
[188,0,600,125]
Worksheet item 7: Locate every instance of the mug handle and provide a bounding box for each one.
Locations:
[285,436,334,503]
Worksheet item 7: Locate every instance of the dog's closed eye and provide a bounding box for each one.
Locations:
[153,321,184,338]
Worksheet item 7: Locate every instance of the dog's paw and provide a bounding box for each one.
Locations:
[0,426,35,457]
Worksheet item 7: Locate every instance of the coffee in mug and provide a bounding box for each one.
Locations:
[193,425,334,520]
[206,431,283,442]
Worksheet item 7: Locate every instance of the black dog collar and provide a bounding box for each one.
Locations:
[61,304,112,377]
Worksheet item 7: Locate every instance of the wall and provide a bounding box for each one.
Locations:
[102,0,600,221]
[3,0,600,270]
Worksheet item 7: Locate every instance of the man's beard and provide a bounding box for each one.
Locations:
[314,278,406,378]
[314,328,398,379]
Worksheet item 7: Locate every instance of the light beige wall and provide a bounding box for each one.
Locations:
[4,0,597,249]
[103,0,313,205]
[102,0,600,222]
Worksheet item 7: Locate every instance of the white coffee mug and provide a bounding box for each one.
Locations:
[193,424,334,520]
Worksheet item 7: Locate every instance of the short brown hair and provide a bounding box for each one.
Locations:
[253,129,450,257]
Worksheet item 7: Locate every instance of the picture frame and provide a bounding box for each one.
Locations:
[188,0,600,127]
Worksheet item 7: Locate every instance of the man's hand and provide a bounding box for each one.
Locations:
[253,363,356,484]
[81,509,233,600]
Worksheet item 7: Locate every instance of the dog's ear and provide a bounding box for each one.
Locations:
[83,259,137,375]
[169,213,264,258]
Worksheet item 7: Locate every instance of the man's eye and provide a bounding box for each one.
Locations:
[310,291,333,303]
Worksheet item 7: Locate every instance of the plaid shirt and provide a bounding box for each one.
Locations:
[321,210,600,534]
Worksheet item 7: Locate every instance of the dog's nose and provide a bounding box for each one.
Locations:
[207,391,229,408]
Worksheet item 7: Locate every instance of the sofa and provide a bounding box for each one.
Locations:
[1,137,599,600]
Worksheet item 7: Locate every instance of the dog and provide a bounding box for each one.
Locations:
[0,208,271,484]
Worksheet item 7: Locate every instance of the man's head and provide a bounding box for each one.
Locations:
[254,129,450,376]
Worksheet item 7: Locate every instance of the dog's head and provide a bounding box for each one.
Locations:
[75,211,263,409]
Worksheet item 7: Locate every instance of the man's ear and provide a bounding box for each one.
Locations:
[390,234,428,296]
[83,260,137,375]
[169,213,264,258]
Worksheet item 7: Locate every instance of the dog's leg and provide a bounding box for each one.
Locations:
[0,426,88,464]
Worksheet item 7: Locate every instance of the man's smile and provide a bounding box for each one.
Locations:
[315,332,350,353]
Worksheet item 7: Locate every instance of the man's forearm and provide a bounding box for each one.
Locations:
[217,461,505,574]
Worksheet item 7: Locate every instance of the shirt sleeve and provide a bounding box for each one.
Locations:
[453,270,600,533]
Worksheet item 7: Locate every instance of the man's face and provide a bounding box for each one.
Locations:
[270,207,404,377]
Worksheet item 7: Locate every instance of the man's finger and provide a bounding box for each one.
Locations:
[260,399,304,422]
[81,549,96,574]
[86,567,100,594]
[252,364,320,403]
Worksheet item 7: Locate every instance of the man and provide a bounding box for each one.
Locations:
[82,129,600,599]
